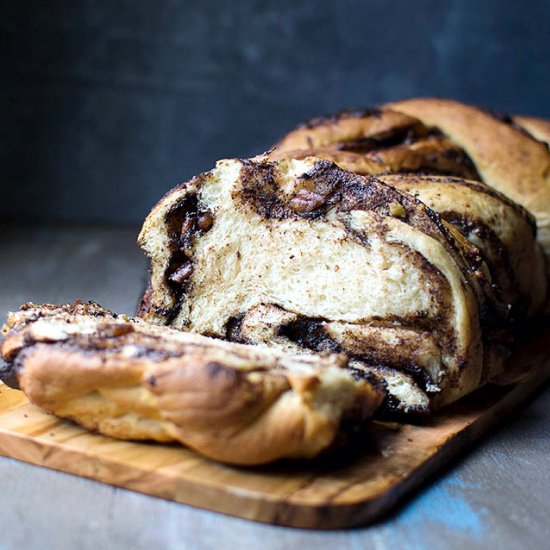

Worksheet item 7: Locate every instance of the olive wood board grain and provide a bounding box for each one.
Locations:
[0,321,548,529]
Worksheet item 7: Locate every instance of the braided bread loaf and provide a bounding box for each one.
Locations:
[2,98,548,464]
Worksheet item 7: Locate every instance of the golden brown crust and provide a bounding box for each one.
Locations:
[513,115,550,148]
[1,302,384,465]
[384,99,550,262]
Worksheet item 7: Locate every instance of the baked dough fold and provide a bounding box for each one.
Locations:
[0,302,383,465]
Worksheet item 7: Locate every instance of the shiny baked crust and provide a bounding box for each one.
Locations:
[138,155,510,413]
[0,302,384,465]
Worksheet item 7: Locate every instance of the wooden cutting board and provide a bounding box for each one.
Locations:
[0,321,548,529]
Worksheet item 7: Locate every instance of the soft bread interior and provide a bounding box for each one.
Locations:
[139,157,495,413]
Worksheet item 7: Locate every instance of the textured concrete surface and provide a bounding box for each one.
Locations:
[0,225,549,549]
[2,0,550,224]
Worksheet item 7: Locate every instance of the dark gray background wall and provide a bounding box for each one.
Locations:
[2,0,549,226]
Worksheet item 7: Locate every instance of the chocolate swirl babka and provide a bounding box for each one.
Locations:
[137,154,546,414]
[0,302,383,465]
[1,98,548,464]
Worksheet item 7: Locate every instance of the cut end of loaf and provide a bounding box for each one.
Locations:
[138,156,503,413]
